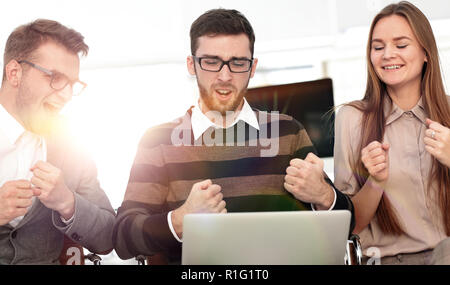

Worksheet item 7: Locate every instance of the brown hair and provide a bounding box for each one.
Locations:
[2,19,88,82]
[347,1,450,235]
[190,8,255,57]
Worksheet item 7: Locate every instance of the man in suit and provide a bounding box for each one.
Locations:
[114,9,354,264]
[0,19,115,264]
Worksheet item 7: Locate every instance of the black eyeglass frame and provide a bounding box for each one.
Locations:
[18,60,87,96]
[193,56,254,73]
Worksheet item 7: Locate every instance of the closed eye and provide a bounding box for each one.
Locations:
[230,60,245,67]
[204,59,220,65]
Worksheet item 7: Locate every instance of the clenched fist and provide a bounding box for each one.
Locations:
[284,153,334,210]
[30,161,75,220]
[0,180,39,226]
[171,179,226,238]
[361,141,390,184]
[424,118,450,168]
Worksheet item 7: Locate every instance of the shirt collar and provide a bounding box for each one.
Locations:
[0,103,25,145]
[384,95,426,126]
[191,98,260,140]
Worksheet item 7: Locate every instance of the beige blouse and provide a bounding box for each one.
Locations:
[334,96,448,258]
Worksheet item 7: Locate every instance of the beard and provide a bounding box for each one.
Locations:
[197,80,249,116]
[16,83,56,135]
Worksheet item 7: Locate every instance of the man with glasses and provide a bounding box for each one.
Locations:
[0,19,115,264]
[114,9,354,264]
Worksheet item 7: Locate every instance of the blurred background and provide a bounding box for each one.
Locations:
[1,0,449,263]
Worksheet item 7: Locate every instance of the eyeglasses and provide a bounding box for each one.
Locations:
[193,56,253,73]
[18,60,87,96]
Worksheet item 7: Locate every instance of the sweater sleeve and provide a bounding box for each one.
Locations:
[291,117,355,234]
[113,130,180,261]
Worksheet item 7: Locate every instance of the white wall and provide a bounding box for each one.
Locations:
[1,0,450,209]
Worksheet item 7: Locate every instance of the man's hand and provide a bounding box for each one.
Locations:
[284,153,334,210]
[0,180,39,226]
[172,179,226,238]
[361,141,389,185]
[424,118,450,168]
[30,161,75,220]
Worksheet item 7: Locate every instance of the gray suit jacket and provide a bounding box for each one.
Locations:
[0,126,115,264]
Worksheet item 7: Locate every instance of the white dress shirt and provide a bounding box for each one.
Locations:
[0,104,47,228]
[191,98,260,140]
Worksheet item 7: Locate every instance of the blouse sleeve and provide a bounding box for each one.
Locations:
[333,105,363,197]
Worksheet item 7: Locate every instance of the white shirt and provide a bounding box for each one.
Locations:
[167,99,336,242]
[0,104,47,228]
[191,98,260,140]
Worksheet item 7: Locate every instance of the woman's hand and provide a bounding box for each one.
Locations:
[424,118,450,168]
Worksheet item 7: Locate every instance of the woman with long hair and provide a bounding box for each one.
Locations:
[334,1,450,264]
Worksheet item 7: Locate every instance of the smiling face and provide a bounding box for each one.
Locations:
[187,33,257,116]
[370,15,427,93]
[16,41,80,134]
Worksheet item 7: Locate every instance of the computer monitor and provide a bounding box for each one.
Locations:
[245,78,335,157]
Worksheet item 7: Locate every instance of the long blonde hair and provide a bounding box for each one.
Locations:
[347,1,450,235]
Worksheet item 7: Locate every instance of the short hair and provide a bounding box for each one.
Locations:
[2,19,89,81]
[190,9,255,57]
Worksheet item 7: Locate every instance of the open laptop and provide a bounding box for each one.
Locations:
[182,210,351,265]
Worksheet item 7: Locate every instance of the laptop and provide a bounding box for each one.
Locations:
[182,210,351,265]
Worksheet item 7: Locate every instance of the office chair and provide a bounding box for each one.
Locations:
[345,234,363,265]
[59,235,104,265]
[136,253,168,265]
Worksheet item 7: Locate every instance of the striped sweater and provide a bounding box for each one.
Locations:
[113,108,354,262]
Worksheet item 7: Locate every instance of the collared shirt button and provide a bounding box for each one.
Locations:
[11,231,17,239]
[404,111,413,118]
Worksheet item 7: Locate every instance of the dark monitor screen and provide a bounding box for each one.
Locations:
[245,78,335,157]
